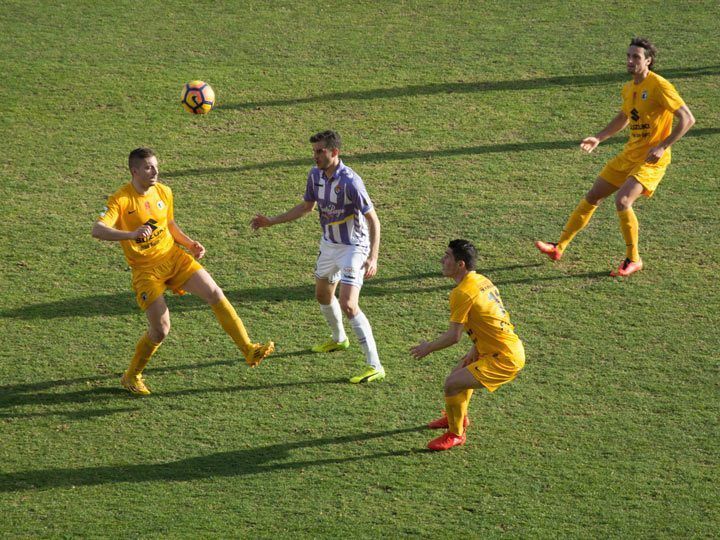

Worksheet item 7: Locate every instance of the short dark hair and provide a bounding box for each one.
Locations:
[309,130,341,150]
[448,239,477,271]
[128,147,156,170]
[629,37,658,70]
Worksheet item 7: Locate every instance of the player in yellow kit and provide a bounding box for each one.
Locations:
[92,148,274,395]
[411,240,525,451]
[535,37,695,276]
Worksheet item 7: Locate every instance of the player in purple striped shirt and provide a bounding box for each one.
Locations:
[251,131,385,383]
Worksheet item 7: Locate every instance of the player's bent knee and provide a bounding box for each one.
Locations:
[149,324,170,343]
[443,375,460,395]
[206,287,224,305]
[340,300,358,318]
[316,291,333,304]
[615,194,633,210]
[585,192,605,206]
[444,370,475,395]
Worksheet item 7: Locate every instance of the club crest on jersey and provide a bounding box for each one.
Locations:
[641,90,648,100]
[157,200,165,210]
[141,292,147,301]
[334,185,341,194]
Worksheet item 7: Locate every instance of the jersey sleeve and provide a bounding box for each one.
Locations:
[303,171,316,202]
[656,77,685,112]
[98,192,122,227]
[347,176,373,214]
[449,288,473,324]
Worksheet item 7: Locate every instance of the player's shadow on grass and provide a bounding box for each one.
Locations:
[0,268,483,321]
[0,262,581,321]
[0,426,427,492]
[218,65,720,110]
[0,354,316,412]
[162,127,720,178]
[0,377,348,410]
[0,407,139,421]
[0,359,238,395]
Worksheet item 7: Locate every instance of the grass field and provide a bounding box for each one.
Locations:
[1,0,719,537]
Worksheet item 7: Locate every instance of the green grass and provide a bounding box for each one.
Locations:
[1,0,719,537]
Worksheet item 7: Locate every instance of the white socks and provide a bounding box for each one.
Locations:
[349,310,382,370]
[319,298,347,343]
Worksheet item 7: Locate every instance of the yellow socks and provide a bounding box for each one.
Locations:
[211,297,252,354]
[617,208,640,261]
[445,389,473,436]
[126,333,161,377]
[557,199,598,253]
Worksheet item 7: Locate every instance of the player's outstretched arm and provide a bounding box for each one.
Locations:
[250,201,315,230]
[168,220,205,259]
[410,323,464,359]
[92,221,151,242]
[645,105,696,164]
[580,111,629,153]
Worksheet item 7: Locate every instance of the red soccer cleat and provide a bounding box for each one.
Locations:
[535,240,563,261]
[427,431,466,451]
[610,258,644,277]
[427,411,470,430]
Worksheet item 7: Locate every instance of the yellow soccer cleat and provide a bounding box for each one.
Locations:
[120,371,151,396]
[245,341,275,367]
[349,366,385,384]
[311,338,350,353]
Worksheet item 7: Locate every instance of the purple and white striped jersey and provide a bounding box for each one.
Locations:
[303,160,373,248]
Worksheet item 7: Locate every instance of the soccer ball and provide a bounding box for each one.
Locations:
[180,80,215,114]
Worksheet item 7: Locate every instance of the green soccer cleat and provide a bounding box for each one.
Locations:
[349,366,385,384]
[311,338,350,353]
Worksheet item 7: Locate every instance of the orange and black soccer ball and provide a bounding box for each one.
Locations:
[180,80,215,115]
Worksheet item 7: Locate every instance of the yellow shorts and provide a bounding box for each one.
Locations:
[466,347,525,392]
[598,153,667,197]
[131,245,203,311]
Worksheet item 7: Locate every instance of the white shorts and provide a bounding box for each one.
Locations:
[314,240,369,288]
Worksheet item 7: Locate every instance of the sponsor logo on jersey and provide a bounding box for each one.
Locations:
[630,108,640,121]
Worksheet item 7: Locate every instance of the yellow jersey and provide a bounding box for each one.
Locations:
[620,71,685,165]
[98,182,176,269]
[449,271,522,357]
